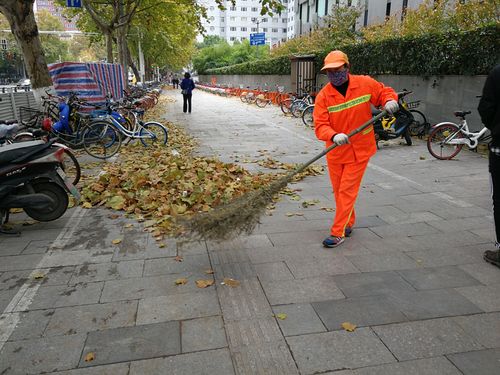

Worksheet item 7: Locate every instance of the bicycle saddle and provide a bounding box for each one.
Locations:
[454,111,471,118]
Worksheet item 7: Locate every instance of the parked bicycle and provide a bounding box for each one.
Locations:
[427,110,490,160]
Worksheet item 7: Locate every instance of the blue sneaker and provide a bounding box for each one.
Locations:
[323,236,345,248]
[345,227,353,237]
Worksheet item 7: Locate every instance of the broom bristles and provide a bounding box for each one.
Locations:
[185,172,294,241]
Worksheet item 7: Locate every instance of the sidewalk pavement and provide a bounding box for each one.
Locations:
[0,88,499,374]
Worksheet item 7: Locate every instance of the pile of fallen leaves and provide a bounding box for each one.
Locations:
[80,93,325,239]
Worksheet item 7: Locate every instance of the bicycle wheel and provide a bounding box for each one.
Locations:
[255,97,268,108]
[240,93,247,103]
[403,127,412,146]
[302,105,314,127]
[140,122,168,147]
[61,148,81,186]
[247,93,256,104]
[427,123,464,160]
[280,98,293,115]
[82,121,122,159]
[409,110,428,136]
[291,101,306,118]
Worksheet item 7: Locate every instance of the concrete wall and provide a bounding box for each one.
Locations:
[202,73,487,131]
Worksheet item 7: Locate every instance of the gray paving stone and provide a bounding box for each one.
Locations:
[377,211,443,225]
[7,309,54,341]
[253,261,295,281]
[0,253,44,272]
[176,240,207,256]
[143,254,210,277]
[181,316,227,352]
[397,266,482,290]
[369,222,439,238]
[287,328,396,374]
[38,249,114,268]
[100,274,203,302]
[212,261,257,281]
[39,265,76,286]
[426,216,493,232]
[50,363,130,374]
[406,246,483,267]
[206,234,273,251]
[27,282,104,311]
[22,240,52,254]
[44,300,137,336]
[79,321,180,367]
[285,255,360,278]
[136,290,220,324]
[218,278,274,321]
[456,285,500,312]
[373,318,483,361]
[267,230,328,246]
[346,252,419,272]
[0,334,86,374]
[447,348,500,375]
[353,356,462,375]
[272,303,326,336]
[129,348,234,375]
[231,341,299,374]
[459,262,500,285]
[312,295,408,330]
[452,313,500,348]
[0,240,29,256]
[261,276,345,305]
[0,270,29,292]
[332,271,415,298]
[387,288,483,320]
[70,260,144,284]
[0,289,17,311]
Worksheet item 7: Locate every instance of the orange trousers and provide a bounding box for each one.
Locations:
[327,159,369,237]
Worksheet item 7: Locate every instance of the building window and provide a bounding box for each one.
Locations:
[273,18,278,22]
[401,0,408,20]
[230,26,237,31]
[221,27,225,32]
[210,26,215,31]
[307,3,310,22]
[263,27,268,32]
[241,37,247,40]
[221,17,225,22]
[272,28,278,32]
[262,18,268,22]
[230,6,236,11]
[241,27,247,31]
[241,17,247,21]
[251,7,258,11]
[230,36,236,41]
[0,39,7,50]
[282,18,287,23]
[317,0,325,16]
[386,1,391,18]
[210,16,214,21]
[251,27,257,32]
[209,6,214,10]
[241,7,247,11]
[230,16,235,21]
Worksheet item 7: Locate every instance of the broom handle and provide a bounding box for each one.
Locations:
[290,110,388,177]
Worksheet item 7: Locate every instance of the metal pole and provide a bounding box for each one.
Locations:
[138,32,145,83]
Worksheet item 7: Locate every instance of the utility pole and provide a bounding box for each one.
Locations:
[138,31,145,83]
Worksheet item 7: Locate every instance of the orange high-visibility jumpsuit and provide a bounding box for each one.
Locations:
[313,74,397,237]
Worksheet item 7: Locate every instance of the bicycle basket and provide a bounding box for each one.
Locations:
[406,100,421,109]
[19,106,44,128]
[277,86,285,93]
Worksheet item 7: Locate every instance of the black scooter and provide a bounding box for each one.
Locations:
[373,90,415,148]
[0,138,80,235]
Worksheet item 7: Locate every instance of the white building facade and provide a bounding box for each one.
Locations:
[200,0,293,46]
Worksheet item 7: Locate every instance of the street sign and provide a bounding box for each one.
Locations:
[250,33,265,46]
[66,0,82,8]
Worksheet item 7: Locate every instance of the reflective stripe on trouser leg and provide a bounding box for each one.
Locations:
[327,160,369,237]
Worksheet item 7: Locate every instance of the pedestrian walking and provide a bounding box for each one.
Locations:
[479,64,500,268]
[180,72,196,113]
[313,50,399,248]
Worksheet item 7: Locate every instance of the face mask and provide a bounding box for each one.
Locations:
[327,69,349,86]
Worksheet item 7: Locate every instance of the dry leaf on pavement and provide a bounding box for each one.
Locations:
[205,269,214,274]
[196,279,214,288]
[174,255,183,262]
[84,352,95,362]
[274,313,287,320]
[341,322,357,332]
[222,278,240,287]
[175,278,188,285]
[111,239,122,245]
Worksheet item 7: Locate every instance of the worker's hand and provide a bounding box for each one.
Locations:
[333,133,349,145]
[384,100,399,115]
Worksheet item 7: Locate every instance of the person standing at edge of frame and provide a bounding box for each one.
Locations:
[180,72,196,114]
[313,50,399,248]
[479,64,500,268]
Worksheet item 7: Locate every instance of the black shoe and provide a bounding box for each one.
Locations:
[483,250,500,268]
[345,227,353,237]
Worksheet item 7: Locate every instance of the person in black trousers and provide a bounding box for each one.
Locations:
[180,72,195,113]
[479,64,500,268]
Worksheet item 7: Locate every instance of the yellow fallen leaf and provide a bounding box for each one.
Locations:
[274,313,287,320]
[82,202,92,209]
[341,322,357,332]
[108,214,120,219]
[174,255,183,262]
[196,279,214,288]
[124,223,134,228]
[222,278,240,287]
[84,352,95,362]
[158,243,166,248]
[32,272,45,280]
[205,269,214,274]
[175,278,188,285]
[111,239,122,245]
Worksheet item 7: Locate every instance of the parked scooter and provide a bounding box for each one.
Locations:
[373,90,415,148]
[0,138,80,234]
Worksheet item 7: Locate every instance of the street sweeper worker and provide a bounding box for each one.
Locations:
[313,50,399,248]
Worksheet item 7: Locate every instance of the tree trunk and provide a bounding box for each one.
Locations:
[0,0,52,102]
[105,32,113,63]
[127,45,140,83]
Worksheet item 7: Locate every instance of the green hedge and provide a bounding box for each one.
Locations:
[204,25,500,76]
[202,55,291,75]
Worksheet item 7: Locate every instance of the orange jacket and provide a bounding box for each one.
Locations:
[313,74,397,164]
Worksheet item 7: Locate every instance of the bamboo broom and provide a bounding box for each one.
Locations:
[185,111,388,241]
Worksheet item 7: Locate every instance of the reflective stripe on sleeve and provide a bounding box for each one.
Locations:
[327,94,372,113]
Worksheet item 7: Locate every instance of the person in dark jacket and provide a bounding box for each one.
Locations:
[180,72,196,113]
[479,64,500,268]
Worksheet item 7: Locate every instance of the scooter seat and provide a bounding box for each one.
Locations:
[0,140,48,166]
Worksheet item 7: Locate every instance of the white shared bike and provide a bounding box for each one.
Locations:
[427,110,491,160]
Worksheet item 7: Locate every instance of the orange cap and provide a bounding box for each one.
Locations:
[321,50,349,71]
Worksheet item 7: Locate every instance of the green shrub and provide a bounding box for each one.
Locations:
[203,55,291,75]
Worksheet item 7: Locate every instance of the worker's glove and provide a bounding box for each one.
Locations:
[384,100,399,115]
[333,133,349,145]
